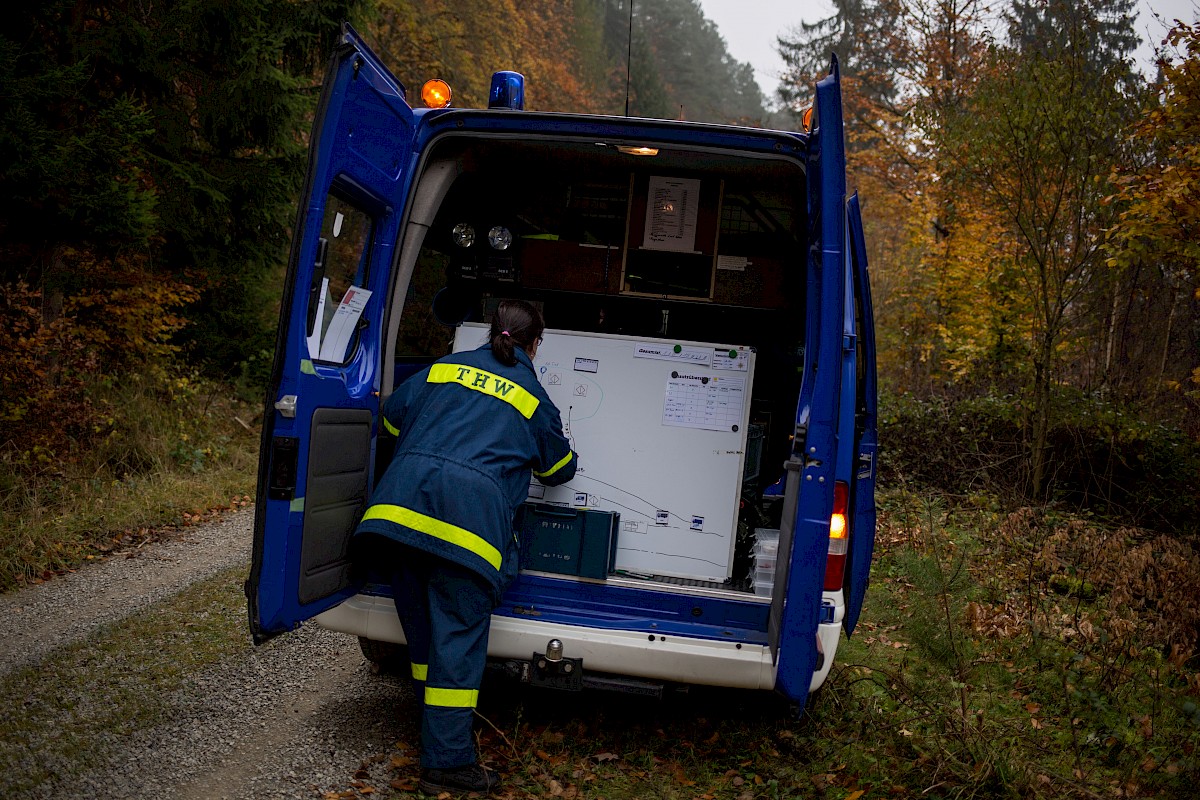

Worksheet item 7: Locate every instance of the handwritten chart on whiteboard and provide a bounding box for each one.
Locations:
[453,324,756,581]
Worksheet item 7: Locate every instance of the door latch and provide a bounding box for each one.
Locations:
[268,436,299,501]
[274,395,298,418]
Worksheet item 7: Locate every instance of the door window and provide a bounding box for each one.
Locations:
[307,192,373,363]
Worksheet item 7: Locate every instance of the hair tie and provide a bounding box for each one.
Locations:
[500,330,511,337]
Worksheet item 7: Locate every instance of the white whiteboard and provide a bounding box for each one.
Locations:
[454,323,755,581]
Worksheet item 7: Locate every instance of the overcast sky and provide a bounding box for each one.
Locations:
[696,0,1200,102]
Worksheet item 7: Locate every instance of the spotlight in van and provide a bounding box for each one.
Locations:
[487,225,513,251]
[451,223,475,247]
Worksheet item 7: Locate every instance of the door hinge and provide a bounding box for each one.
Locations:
[274,395,298,418]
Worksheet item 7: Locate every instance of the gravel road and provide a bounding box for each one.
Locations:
[0,509,420,799]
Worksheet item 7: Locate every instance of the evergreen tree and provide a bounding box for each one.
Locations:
[635,0,768,124]
[0,3,158,301]
[574,0,766,123]
[775,0,901,120]
[1006,0,1139,89]
[0,1,361,374]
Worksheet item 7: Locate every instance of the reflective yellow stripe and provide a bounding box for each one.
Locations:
[411,662,428,681]
[534,450,574,479]
[360,504,502,571]
[382,416,400,436]
[427,362,540,419]
[425,686,479,708]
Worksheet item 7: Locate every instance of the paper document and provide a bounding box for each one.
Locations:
[642,176,701,253]
[662,373,746,432]
[318,286,372,362]
[306,277,330,359]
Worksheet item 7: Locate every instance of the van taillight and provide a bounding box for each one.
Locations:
[824,481,849,590]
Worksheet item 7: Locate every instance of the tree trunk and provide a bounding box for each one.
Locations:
[1155,289,1178,395]
[1103,267,1120,391]
[1029,337,1054,501]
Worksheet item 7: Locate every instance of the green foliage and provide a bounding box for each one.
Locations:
[935,12,1135,501]
[880,390,1200,534]
[775,0,902,119]
[795,491,1200,799]
[0,8,158,256]
[0,0,363,383]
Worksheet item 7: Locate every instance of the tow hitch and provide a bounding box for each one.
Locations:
[529,638,583,691]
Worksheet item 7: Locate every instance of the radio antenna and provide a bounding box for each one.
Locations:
[624,0,634,116]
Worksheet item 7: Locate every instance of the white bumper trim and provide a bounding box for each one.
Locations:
[317,594,779,690]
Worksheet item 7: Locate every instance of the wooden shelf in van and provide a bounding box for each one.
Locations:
[519,238,622,294]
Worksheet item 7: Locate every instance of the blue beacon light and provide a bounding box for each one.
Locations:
[488,71,525,110]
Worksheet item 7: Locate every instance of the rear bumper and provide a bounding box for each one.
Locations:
[317,590,845,693]
[317,594,777,689]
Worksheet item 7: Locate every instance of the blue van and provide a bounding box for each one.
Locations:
[246,25,878,706]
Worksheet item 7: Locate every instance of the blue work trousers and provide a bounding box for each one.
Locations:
[391,548,494,769]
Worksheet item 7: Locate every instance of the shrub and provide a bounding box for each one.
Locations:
[880,390,1200,534]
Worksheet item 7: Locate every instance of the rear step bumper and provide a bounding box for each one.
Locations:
[316,593,779,690]
[318,591,844,693]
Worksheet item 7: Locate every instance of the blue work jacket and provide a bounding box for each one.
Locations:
[356,344,576,600]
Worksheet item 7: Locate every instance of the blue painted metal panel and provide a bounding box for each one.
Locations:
[774,56,847,703]
[412,108,809,160]
[496,573,770,643]
[248,26,416,641]
[844,193,878,636]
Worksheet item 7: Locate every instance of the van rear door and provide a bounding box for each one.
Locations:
[246,26,415,643]
[770,57,848,703]
[844,193,878,636]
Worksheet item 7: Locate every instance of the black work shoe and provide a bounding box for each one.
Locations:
[418,763,501,795]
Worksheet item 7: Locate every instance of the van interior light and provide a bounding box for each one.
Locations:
[617,146,659,156]
[488,226,513,251]
[451,223,475,247]
[422,79,453,109]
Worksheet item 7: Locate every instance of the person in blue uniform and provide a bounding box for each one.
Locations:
[355,299,576,795]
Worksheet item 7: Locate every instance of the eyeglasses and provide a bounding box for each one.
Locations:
[536,336,544,345]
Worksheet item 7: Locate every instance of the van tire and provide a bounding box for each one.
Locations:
[358,636,406,675]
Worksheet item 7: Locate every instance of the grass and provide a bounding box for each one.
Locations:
[0,564,249,797]
[0,372,259,591]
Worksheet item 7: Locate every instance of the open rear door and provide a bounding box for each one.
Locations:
[770,57,848,703]
[843,193,878,636]
[246,26,415,643]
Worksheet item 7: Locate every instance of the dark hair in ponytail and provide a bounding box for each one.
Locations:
[489,299,544,366]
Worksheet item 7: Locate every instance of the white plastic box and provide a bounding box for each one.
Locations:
[752,528,780,596]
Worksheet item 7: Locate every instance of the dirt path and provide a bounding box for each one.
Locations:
[0,509,254,675]
[1,508,422,799]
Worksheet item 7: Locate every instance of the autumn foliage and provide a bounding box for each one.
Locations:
[778,2,1199,523]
